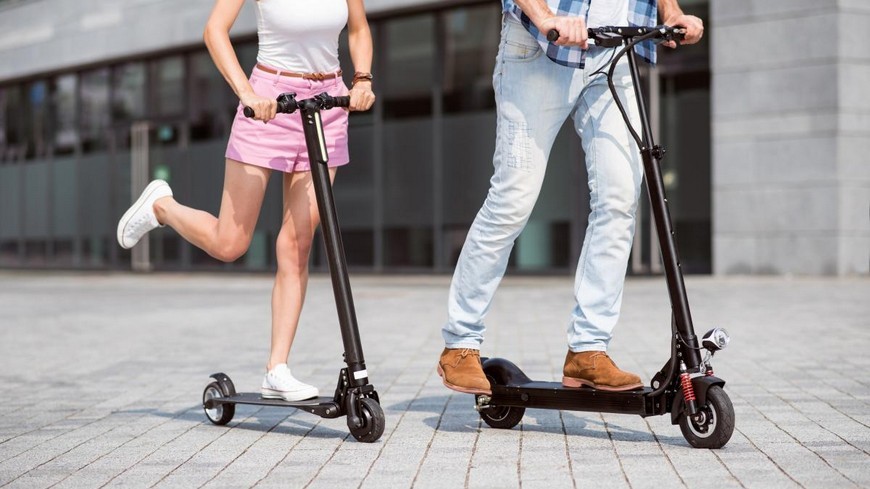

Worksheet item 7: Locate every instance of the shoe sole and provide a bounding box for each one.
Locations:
[561,376,643,392]
[436,364,492,396]
[116,180,168,249]
[261,387,319,402]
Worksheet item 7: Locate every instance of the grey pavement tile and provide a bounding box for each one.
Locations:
[1,273,868,488]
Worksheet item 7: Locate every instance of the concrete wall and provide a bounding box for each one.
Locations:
[0,0,446,81]
[711,0,870,275]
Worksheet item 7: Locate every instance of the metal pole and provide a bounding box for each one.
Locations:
[130,121,151,272]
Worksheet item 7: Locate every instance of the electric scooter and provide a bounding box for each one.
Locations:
[472,25,735,449]
[201,93,385,443]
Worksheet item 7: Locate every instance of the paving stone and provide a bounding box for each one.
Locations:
[0,272,867,488]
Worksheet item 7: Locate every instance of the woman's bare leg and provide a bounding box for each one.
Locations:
[154,159,271,262]
[268,168,337,370]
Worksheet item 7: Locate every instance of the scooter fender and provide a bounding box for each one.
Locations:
[480,357,533,387]
[670,375,726,425]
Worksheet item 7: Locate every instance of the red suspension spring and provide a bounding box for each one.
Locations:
[680,371,696,402]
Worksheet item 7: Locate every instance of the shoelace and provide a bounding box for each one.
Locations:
[126,213,153,237]
[449,348,479,368]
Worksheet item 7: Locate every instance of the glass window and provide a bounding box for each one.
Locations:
[52,74,78,155]
[0,88,6,152]
[26,80,50,160]
[381,14,436,267]
[189,51,235,141]
[152,56,185,117]
[6,85,26,154]
[382,15,434,118]
[112,62,146,121]
[80,68,110,153]
[442,5,500,113]
[0,86,21,162]
[235,41,258,74]
[0,88,12,165]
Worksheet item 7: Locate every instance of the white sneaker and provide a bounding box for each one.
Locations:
[261,364,319,401]
[117,180,173,249]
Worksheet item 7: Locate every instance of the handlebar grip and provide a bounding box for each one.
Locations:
[333,96,350,108]
[243,100,294,118]
[547,29,559,42]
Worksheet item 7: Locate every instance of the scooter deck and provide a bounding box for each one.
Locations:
[491,381,654,415]
[211,393,343,418]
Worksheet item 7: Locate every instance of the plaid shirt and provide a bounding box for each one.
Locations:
[503,0,658,68]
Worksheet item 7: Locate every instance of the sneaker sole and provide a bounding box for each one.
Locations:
[561,376,643,392]
[436,364,492,396]
[116,180,168,249]
[261,387,319,402]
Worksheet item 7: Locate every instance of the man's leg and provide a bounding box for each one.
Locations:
[562,46,644,391]
[439,15,580,394]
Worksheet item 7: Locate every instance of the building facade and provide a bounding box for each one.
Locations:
[0,0,864,275]
[711,0,869,275]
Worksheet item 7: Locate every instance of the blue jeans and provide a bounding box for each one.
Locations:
[443,15,643,353]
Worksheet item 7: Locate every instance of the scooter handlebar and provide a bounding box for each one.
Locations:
[546,25,686,46]
[330,95,351,108]
[243,93,350,118]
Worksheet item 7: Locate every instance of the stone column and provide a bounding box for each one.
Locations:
[711,0,870,275]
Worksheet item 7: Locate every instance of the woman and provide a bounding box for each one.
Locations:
[116,0,375,401]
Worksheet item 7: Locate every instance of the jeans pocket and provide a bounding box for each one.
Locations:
[501,19,542,63]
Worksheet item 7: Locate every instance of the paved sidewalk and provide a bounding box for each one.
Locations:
[0,272,868,488]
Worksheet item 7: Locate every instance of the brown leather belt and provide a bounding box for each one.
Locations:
[255,63,342,81]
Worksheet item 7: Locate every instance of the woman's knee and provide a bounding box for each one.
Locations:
[275,229,314,270]
[212,236,252,262]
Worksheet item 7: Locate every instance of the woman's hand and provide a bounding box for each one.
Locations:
[239,91,277,122]
[348,81,375,112]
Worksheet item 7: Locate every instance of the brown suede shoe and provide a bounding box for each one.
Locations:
[437,348,492,395]
[562,351,643,391]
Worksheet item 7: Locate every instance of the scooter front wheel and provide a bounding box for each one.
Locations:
[678,385,734,448]
[203,382,235,426]
[348,397,385,443]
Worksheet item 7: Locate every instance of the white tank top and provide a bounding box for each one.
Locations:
[586,0,629,28]
[254,0,348,73]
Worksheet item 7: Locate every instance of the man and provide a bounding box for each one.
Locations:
[437,0,703,394]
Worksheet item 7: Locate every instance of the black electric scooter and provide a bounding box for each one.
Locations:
[201,93,385,443]
[472,26,735,449]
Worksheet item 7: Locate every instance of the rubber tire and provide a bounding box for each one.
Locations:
[349,397,385,443]
[679,385,734,449]
[478,401,525,430]
[203,382,235,426]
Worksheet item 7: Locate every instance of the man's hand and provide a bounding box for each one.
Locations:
[539,16,588,48]
[661,13,703,48]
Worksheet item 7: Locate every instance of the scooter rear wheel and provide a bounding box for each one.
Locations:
[478,401,525,429]
[203,382,235,426]
[678,385,734,448]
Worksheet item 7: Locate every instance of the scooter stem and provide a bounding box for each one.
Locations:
[624,42,703,370]
[299,100,370,385]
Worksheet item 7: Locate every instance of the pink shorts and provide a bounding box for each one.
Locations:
[225,64,350,173]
